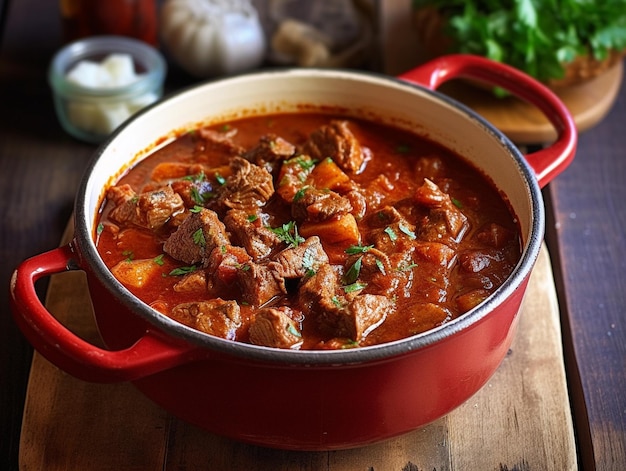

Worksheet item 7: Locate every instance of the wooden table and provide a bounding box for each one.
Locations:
[1,1,624,470]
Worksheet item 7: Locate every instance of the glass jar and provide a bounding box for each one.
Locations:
[49,35,166,143]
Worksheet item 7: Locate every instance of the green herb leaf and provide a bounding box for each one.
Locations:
[398,223,416,239]
[192,228,206,247]
[343,256,363,285]
[345,244,374,255]
[270,221,305,248]
[384,226,398,242]
[169,265,197,276]
[343,282,367,293]
[153,254,165,266]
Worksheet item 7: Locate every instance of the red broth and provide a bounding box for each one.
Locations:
[95,113,521,350]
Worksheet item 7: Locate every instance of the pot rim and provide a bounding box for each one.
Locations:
[74,67,544,366]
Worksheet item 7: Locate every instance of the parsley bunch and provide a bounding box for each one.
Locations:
[414,0,626,82]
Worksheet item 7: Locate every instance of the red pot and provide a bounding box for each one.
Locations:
[11,55,576,450]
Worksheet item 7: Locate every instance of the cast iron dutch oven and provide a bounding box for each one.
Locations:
[11,54,577,450]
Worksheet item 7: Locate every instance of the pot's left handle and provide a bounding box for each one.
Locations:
[398,54,577,187]
[10,243,202,383]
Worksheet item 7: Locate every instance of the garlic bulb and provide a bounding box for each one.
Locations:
[160,0,266,77]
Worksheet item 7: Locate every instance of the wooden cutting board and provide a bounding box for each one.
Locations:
[19,222,577,470]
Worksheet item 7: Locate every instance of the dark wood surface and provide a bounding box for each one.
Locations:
[1,1,624,470]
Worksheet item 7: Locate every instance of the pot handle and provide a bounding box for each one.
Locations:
[10,243,202,383]
[398,54,577,187]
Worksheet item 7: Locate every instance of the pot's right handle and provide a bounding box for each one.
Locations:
[10,243,203,383]
[398,54,577,188]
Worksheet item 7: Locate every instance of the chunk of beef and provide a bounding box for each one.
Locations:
[297,264,344,317]
[216,157,274,211]
[108,184,185,230]
[414,241,456,268]
[275,154,317,202]
[367,207,418,254]
[205,245,251,289]
[163,208,230,267]
[223,209,282,260]
[170,298,241,340]
[405,302,452,335]
[248,306,303,349]
[244,134,296,171]
[173,270,207,293]
[475,222,516,248]
[318,294,392,342]
[196,126,245,156]
[291,187,353,222]
[170,178,215,208]
[237,261,286,306]
[415,179,468,241]
[303,120,365,173]
[269,236,329,279]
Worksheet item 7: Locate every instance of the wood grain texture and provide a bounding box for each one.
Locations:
[545,77,626,471]
[19,227,576,470]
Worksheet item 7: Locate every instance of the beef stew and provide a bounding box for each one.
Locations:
[95,113,521,350]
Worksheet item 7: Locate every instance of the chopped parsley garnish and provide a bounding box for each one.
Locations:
[96,223,104,235]
[247,214,258,222]
[184,171,206,183]
[192,228,206,247]
[270,221,305,248]
[398,223,416,239]
[215,172,226,185]
[190,186,213,205]
[384,226,398,241]
[190,205,203,213]
[169,265,197,276]
[344,282,367,293]
[375,258,386,275]
[153,254,165,266]
[293,186,309,202]
[286,323,302,338]
[345,244,373,255]
[452,197,463,208]
[343,256,362,285]
[397,262,418,272]
[302,247,317,277]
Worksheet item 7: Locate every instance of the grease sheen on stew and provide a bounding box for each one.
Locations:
[95,112,521,350]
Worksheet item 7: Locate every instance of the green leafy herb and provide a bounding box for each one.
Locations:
[247,214,258,222]
[215,172,226,185]
[190,186,213,205]
[192,228,206,247]
[302,247,317,277]
[343,282,367,293]
[397,262,419,272]
[190,205,203,213]
[270,221,305,248]
[286,323,302,338]
[398,223,416,239]
[343,256,363,285]
[122,250,134,261]
[293,186,309,202]
[384,226,398,242]
[451,197,463,209]
[153,254,165,266]
[345,244,374,255]
[331,295,344,308]
[413,0,626,83]
[169,265,197,276]
[96,223,105,235]
[183,171,206,183]
[375,258,386,275]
